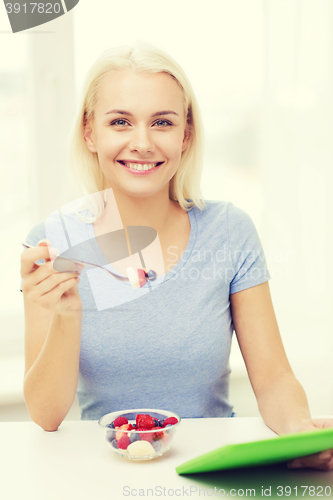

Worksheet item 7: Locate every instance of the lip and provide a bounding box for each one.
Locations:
[118,160,162,165]
[117,160,164,175]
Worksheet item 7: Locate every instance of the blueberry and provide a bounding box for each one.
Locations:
[106,422,115,429]
[106,429,116,442]
[158,419,165,427]
[111,439,118,449]
[147,270,157,281]
[152,441,162,452]
[129,433,140,443]
[153,419,159,427]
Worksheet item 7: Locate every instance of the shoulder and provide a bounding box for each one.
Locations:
[225,203,264,255]
[226,202,256,232]
[190,199,229,220]
[191,199,253,227]
[192,200,260,250]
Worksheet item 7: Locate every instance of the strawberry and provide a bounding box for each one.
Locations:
[136,414,155,430]
[120,423,133,431]
[137,269,147,287]
[115,423,133,441]
[115,429,124,441]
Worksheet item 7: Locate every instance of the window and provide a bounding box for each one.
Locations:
[0,36,31,355]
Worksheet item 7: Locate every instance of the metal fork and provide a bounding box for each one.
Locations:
[21,242,157,286]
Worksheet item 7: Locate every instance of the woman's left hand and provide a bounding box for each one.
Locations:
[287,418,333,470]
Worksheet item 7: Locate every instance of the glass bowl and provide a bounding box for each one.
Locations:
[98,408,181,461]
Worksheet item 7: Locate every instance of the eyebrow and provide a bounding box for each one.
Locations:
[105,109,179,117]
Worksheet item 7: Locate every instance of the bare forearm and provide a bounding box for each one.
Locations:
[256,371,311,435]
[24,312,82,431]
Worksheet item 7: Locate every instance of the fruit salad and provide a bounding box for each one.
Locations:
[105,413,179,459]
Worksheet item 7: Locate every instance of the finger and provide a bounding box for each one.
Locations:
[318,450,333,460]
[33,260,83,287]
[38,277,80,308]
[28,272,81,300]
[288,450,333,470]
[302,458,333,471]
[287,459,302,469]
[21,246,49,277]
[323,457,333,470]
[36,240,59,263]
[21,243,58,277]
[308,418,333,429]
[22,260,67,291]
[22,259,84,296]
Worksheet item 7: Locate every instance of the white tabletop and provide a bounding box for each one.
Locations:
[1,417,332,500]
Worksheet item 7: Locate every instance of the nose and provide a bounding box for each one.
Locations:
[128,124,154,155]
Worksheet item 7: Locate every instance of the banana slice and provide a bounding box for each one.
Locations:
[126,266,140,289]
[127,440,155,456]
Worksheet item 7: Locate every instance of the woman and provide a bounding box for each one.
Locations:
[21,42,333,470]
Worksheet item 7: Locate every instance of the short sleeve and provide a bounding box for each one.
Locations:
[227,203,271,294]
[20,221,47,292]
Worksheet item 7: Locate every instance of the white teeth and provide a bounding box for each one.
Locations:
[123,162,158,171]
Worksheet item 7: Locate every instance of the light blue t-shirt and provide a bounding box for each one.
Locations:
[23,200,270,420]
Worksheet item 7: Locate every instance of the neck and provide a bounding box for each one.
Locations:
[100,186,179,236]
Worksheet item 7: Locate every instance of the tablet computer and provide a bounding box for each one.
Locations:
[176,427,333,474]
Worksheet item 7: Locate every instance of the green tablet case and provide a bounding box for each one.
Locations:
[176,427,333,474]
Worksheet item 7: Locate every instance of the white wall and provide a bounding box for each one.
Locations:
[260,0,333,416]
[230,0,333,417]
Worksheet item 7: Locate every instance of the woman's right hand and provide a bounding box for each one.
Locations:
[21,239,83,314]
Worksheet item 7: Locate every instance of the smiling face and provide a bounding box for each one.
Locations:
[84,69,190,199]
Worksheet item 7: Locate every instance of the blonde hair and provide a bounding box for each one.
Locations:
[69,41,205,221]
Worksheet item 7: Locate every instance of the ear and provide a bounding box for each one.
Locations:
[181,126,190,153]
[84,120,98,153]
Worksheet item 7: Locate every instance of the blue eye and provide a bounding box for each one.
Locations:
[110,119,129,126]
[154,120,172,126]
[110,119,172,127]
